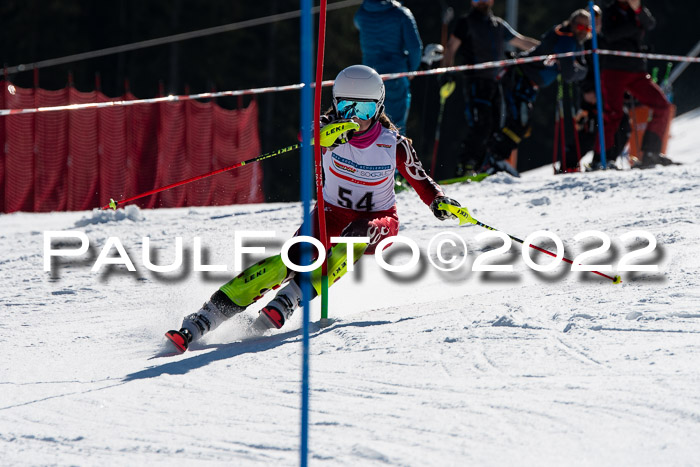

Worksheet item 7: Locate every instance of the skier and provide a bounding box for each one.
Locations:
[165,65,461,352]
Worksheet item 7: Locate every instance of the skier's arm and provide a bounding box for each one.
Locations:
[430,196,461,221]
[509,35,540,52]
[395,137,443,205]
[441,34,461,67]
[503,20,540,51]
[395,138,460,221]
[636,6,656,31]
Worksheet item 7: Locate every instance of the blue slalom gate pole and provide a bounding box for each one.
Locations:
[589,0,607,168]
[299,0,312,465]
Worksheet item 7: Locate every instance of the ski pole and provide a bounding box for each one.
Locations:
[439,202,622,283]
[552,79,562,174]
[102,120,359,210]
[568,82,582,171]
[661,62,673,102]
[628,96,640,167]
[589,0,607,169]
[552,74,569,173]
[101,143,300,210]
[430,79,456,176]
[556,75,568,173]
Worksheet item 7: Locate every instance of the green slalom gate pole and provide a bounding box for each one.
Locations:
[313,0,330,325]
[439,203,622,284]
[321,275,329,321]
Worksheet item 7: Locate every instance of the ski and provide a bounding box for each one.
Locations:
[438,172,490,185]
[395,172,489,193]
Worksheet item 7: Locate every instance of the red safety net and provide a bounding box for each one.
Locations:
[0,83,6,212]
[1,81,264,213]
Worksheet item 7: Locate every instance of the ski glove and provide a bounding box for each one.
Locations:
[319,114,358,149]
[319,113,340,128]
[430,196,461,221]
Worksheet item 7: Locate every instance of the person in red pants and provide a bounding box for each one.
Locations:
[600,0,674,168]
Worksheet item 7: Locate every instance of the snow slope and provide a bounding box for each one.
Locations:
[1,109,700,466]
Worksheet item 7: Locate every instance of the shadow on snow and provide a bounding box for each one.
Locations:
[123,319,395,382]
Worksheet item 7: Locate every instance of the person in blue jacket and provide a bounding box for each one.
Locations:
[354,0,423,133]
[491,8,592,162]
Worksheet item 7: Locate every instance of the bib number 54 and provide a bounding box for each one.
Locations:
[338,187,374,211]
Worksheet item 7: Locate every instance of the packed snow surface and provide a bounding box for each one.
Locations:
[2,109,700,465]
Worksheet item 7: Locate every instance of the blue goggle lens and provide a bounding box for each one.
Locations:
[336,100,377,120]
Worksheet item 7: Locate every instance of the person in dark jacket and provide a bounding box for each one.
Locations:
[600,0,674,167]
[441,0,539,176]
[573,5,629,171]
[491,9,592,163]
[355,0,423,133]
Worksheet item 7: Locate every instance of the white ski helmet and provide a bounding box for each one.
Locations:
[332,65,385,120]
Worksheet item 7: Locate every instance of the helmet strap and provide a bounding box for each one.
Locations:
[371,104,385,127]
[376,103,385,118]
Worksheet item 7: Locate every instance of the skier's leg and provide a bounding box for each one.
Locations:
[601,70,628,155]
[172,254,291,348]
[256,239,369,329]
[627,73,671,152]
[465,78,499,173]
[171,207,325,344]
[257,212,399,329]
[168,207,350,350]
[609,110,631,164]
[491,69,536,164]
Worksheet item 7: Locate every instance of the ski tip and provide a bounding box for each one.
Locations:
[164,330,188,353]
[613,275,622,284]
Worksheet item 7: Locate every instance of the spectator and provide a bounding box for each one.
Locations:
[441,0,539,176]
[600,0,674,168]
[355,0,423,133]
[491,9,592,165]
[573,5,629,171]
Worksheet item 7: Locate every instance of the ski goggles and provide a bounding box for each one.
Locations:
[574,23,592,32]
[336,100,377,120]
